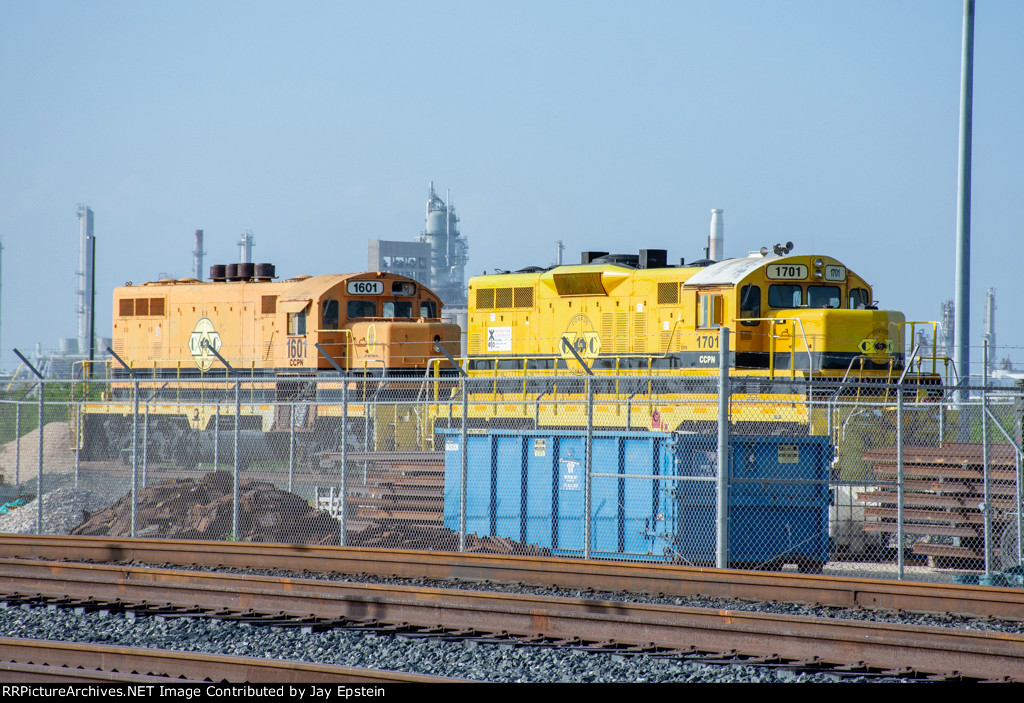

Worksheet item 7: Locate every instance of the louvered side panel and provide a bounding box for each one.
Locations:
[633,312,647,353]
[615,312,629,353]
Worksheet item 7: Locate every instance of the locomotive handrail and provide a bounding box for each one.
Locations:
[657,319,685,358]
[897,343,921,386]
[896,321,944,378]
[742,316,812,382]
[314,343,346,374]
[199,339,237,376]
[106,346,139,379]
[825,353,879,440]
[432,342,467,378]
[312,331,352,372]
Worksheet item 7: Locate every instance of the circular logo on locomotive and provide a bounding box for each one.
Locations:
[858,327,894,358]
[187,317,222,371]
[560,313,602,359]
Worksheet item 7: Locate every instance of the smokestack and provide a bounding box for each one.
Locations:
[984,288,996,373]
[193,229,205,280]
[709,209,724,262]
[77,205,95,358]
[238,230,254,263]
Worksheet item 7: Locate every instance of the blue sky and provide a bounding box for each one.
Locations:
[1,0,1021,378]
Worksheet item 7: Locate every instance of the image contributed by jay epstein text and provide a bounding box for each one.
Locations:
[2,685,388,700]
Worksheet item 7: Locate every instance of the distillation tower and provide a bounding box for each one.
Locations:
[418,183,468,308]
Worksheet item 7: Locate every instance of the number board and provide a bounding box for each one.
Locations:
[347,280,385,295]
[824,265,847,282]
[766,264,808,280]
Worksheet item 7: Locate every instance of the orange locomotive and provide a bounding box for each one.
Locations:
[112,263,459,376]
[76,263,460,464]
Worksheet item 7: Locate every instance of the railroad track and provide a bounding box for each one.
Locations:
[1,535,1021,619]
[0,638,463,684]
[0,555,1021,681]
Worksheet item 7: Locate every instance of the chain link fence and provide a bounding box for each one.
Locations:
[0,370,1021,585]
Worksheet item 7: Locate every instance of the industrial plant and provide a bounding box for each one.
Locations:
[24,206,111,378]
[367,183,469,310]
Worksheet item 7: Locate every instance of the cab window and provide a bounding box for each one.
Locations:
[849,288,870,309]
[698,293,723,329]
[383,300,413,318]
[739,285,760,326]
[322,299,339,329]
[807,285,841,309]
[420,300,437,318]
[347,300,377,318]
[287,310,306,335]
[768,284,802,309]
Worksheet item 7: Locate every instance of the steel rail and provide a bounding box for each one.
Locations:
[0,535,1020,620]
[0,559,1020,681]
[0,638,464,684]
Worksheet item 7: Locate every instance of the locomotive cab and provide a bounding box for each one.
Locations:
[686,254,904,375]
[278,273,461,375]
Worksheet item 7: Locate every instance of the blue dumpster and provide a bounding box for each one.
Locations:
[439,430,675,560]
[440,429,832,568]
[673,434,832,569]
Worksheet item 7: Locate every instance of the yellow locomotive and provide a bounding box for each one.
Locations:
[457,248,943,433]
[75,264,460,463]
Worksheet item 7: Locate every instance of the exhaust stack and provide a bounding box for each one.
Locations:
[709,209,724,262]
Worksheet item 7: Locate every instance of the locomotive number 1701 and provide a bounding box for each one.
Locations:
[766,264,808,280]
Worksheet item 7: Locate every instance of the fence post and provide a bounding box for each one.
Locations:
[74,400,81,489]
[896,382,904,580]
[585,377,594,561]
[142,402,149,488]
[214,410,220,470]
[37,380,44,535]
[1016,381,1023,569]
[288,402,295,493]
[982,340,991,575]
[460,376,468,553]
[717,327,730,569]
[340,380,348,547]
[939,395,945,445]
[130,376,139,538]
[97,347,137,538]
[233,378,241,541]
[14,404,20,485]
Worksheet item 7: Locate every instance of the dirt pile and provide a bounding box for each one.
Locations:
[0,422,75,482]
[71,471,342,545]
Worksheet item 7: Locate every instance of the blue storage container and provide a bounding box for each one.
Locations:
[440,430,676,560]
[673,434,832,569]
[440,430,832,568]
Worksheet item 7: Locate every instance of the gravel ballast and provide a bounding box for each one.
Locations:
[0,601,903,684]
[0,487,109,535]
